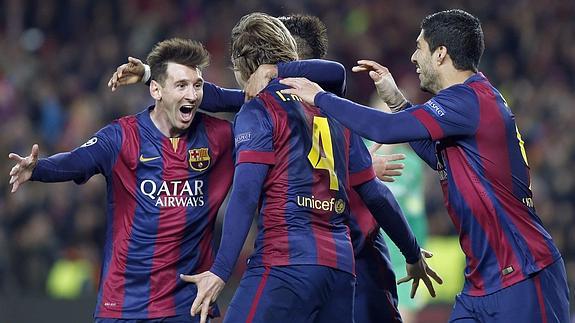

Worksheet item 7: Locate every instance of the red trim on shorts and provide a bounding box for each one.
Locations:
[246,267,271,323]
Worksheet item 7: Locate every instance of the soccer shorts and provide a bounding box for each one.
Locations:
[95,313,204,323]
[94,305,219,323]
[449,258,569,323]
[354,242,402,323]
[224,264,355,323]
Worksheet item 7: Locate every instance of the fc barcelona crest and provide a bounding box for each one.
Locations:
[188,148,210,171]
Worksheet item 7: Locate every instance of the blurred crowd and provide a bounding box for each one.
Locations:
[0,0,573,315]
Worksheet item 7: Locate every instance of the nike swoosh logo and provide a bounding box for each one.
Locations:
[139,154,161,162]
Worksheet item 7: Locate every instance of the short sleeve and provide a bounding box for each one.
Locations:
[348,132,376,186]
[408,84,479,140]
[233,100,275,165]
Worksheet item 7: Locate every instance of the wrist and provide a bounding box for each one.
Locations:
[405,246,422,264]
[142,64,151,83]
[313,91,330,107]
[390,98,410,112]
[386,94,407,109]
[267,65,278,79]
[209,264,230,283]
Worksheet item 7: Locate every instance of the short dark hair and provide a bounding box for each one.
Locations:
[279,14,328,59]
[231,12,298,81]
[146,38,210,84]
[421,9,484,72]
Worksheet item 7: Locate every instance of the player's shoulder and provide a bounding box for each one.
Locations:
[438,82,478,99]
[199,112,231,127]
[112,108,149,132]
[431,82,479,113]
[236,95,272,120]
[196,112,232,141]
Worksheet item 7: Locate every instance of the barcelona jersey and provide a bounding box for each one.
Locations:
[32,107,234,319]
[233,79,374,275]
[315,72,561,296]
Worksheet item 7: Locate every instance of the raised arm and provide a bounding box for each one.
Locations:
[280,77,479,145]
[278,59,346,96]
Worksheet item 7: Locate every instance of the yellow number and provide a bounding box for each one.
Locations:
[516,125,531,189]
[515,125,529,166]
[276,91,287,101]
[308,116,339,190]
[275,91,302,102]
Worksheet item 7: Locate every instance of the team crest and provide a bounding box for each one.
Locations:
[188,148,210,171]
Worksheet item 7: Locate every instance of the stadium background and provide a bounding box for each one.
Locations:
[0,0,572,322]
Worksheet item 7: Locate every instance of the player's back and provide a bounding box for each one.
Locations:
[234,79,355,274]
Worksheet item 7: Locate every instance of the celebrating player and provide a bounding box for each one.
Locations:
[185,12,438,323]
[9,38,234,322]
[280,9,570,323]
[107,14,439,323]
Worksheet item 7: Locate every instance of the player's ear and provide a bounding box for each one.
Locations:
[435,46,448,66]
[150,80,162,100]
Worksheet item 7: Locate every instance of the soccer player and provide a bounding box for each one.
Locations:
[184,13,438,323]
[280,9,570,323]
[9,38,234,322]
[107,15,438,322]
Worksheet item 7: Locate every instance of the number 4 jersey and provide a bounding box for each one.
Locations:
[232,79,375,275]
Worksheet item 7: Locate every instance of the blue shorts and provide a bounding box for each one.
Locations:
[450,258,569,323]
[224,265,356,323]
[354,243,401,323]
[95,313,204,323]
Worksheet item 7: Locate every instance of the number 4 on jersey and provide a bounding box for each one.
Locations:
[308,116,339,191]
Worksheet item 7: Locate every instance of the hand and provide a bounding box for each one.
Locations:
[245,64,278,100]
[397,249,443,298]
[352,60,407,111]
[279,77,325,105]
[180,271,225,323]
[8,144,39,193]
[107,56,146,91]
[368,143,405,182]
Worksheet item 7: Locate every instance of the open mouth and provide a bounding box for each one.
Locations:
[179,105,195,122]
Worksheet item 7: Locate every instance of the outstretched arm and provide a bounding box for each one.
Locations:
[9,125,121,192]
[8,144,39,193]
[245,59,347,99]
[279,59,346,96]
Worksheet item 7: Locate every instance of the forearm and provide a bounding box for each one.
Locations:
[355,178,420,264]
[279,60,346,96]
[210,163,268,282]
[30,151,98,184]
[315,92,430,143]
[409,140,439,169]
[199,82,244,113]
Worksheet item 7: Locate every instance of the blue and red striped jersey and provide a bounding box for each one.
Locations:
[315,72,561,296]
[34,108,234,318]
[347,190,383,254]
[233,79,374,275]
[409,73,560,295]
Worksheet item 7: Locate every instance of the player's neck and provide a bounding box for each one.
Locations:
[149,106,187,138]
[439,68,476,90]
